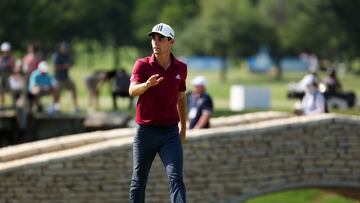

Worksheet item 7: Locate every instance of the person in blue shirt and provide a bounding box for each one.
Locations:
[28,61,59,112]
[53,42,78,112]
[188,76,213,129]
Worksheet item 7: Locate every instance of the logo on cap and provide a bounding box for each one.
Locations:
[147,23,175,39]
[156,25,163,31]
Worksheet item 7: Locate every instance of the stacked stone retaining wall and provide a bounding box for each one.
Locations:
[0,113,359,203]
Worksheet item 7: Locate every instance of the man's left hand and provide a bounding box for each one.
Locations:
[179,127,186,144]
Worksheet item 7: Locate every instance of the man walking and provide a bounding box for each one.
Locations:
[129,23,187,203]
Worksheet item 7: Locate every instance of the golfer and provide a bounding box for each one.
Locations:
[129,23,187,203]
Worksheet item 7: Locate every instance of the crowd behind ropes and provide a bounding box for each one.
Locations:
[0,41,133,114]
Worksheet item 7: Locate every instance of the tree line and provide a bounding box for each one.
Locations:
[1,0,359,69]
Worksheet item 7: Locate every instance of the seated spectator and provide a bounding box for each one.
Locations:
[323,67,341,95]
[287,71,319,100]
[112,69,132,110]
[294,78,326,116]
[322,67,356,108]
[28,61,59,112]
[0,42,15,108]
[188,76,213,129]
[8,60,25,108]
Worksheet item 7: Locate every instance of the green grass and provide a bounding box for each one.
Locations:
[34,58,359,115]
[245,189,359,203]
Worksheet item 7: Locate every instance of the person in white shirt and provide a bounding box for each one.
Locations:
[287,71,319,100]
[298,78,326,115]
[8,60,25,108]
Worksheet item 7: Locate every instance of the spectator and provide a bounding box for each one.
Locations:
[53,42,78,112]
[8,60,25,108]
[287,71,319,100]
[323,67,341,95]
[188,76,213,129]
[28,61,58,112]
[0,42,15,108]
[295,78,326,115]
[322,67,356,108]
[22,43,42,80]
[84,70,111,111]
[112,68,132,110]
[300,52,320,73]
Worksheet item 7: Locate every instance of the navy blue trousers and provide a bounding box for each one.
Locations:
[130,124,186,203]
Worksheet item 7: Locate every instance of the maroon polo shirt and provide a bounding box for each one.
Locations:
[131,53,187,126]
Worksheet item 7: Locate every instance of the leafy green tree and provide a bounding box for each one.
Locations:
[2,0,360,72]
[177,0,268,56]
[176,0,270,80]
[132,0,199,53]
[50,0,135,68]
[260,0,360,61]
[0,0,134,67]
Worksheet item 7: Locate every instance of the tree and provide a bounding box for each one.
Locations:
[260,0,360,60]
[132,0,199,54]
[0,0,134,67]
[176,0,270,81]
[57,0,135,68]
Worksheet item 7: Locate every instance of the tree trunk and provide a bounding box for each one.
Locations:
[113,46,120,69]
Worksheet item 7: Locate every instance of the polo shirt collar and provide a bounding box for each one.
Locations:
[150,53,178,69]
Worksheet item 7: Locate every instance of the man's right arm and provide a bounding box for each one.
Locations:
[129,74,164,97]
[129,81,151,97]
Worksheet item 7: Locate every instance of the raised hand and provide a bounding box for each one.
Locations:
[146,74,164,87]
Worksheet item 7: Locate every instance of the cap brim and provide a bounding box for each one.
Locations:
[147,31,173,39]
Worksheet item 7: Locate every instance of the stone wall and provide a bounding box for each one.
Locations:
[0,113,360,203]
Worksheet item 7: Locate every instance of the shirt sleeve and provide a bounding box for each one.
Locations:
[179,65,187,91]
[130,59,145,83]
[28,71,37,91]
[202,95,213,113]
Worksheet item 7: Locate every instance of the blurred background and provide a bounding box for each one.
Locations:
[1,0,360,202]
[1,0,359,114]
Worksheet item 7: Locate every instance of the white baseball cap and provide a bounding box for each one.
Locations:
[191,76,208,86]
[147,23,175,39]
[1,42,11,52]
[38,61,49,73]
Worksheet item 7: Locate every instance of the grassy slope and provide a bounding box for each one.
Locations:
[56,62,359,116]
